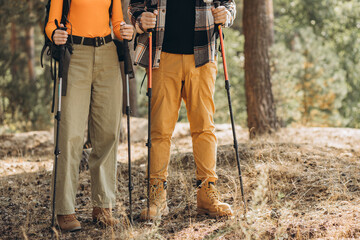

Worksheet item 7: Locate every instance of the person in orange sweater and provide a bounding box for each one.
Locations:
[46,0,133,231]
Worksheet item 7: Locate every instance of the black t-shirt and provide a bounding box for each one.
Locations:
[162,0,195,54]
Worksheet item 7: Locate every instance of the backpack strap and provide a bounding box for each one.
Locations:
[61,0,71,25]
[109,0,113,18]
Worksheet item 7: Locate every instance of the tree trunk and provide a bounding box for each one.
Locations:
[243,0,277,139]
[25,26,36,83]
[26,0,36,82]
[0,98,3,124]
[10,22,17,80]
[266,0,274,46]
[10,22,18,118]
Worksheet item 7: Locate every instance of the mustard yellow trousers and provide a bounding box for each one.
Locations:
[150,52,218,182]
[52,42,122,215]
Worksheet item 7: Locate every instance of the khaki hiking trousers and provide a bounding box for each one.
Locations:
[52,42,122,215]
[150,52,218,182]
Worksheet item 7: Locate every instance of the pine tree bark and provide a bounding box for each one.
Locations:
[243,0,277,138]
[10,22,18,118]
[26,0,36,83]
[25,26,36,83]
[10,22,18,80]
[266,0,274,46]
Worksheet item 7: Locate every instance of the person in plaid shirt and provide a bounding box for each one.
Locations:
[129,0,236,220]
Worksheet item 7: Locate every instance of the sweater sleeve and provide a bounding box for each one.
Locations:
[45,0,64,41]
[221,0,236,28]
[111,0,125,40]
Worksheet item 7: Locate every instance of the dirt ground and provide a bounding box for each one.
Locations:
[0,121,360,239]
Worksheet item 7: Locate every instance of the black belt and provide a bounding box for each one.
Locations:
[71,34,112,47]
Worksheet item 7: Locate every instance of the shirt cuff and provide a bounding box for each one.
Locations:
[224,10,231,28]
[136,16,145,34]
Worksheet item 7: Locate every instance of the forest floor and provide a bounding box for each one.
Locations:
[0,119,360,239]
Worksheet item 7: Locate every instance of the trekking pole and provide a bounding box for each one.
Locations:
[51,19,67,231]
[146,29,153,220]
[123,39,134,224]
[214,1,246,211]
[144,0,156,220]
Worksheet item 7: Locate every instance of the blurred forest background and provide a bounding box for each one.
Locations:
[0,0,359,133]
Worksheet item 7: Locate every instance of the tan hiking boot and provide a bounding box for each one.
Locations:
[197,180,234,217]
[92,207,119,226]
[57,214,81,232]
[140,179,169,220]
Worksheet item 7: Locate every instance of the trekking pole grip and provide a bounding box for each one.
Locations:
[123,39,128,52]
[146,0,156,33]
[147,20,155,33]
[123,39,132,75]
[214,1,222,29]
[55,19,66,79]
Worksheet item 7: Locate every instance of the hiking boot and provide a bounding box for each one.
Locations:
[57,214,81,232]
[140,179,169,220]
[92,207,119,226]
[197,180,234,217]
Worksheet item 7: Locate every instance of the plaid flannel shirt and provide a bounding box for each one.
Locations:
[128,0,236,68]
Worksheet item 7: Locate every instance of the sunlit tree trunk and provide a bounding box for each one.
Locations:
[10,22,18,118]
[25,27,36,83]
[26,0,36,83]
[243,0,277,139]
[10,23,17,80]
[266,0,274,46]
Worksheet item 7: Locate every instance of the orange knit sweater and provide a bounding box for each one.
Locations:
[45,0,124,41]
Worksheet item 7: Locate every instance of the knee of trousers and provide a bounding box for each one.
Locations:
[94,130,118,146]
[190,129,216,137]
[151,130,173,141]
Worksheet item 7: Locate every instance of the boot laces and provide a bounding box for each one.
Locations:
[63,215,76,223]
[206,185,221,203]
[149,180,163,205]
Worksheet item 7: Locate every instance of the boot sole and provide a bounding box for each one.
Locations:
[69,226,82,232]
[59,226,81,232]
[197,208,233,218]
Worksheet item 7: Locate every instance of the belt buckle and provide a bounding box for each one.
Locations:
[95,37,104,47]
